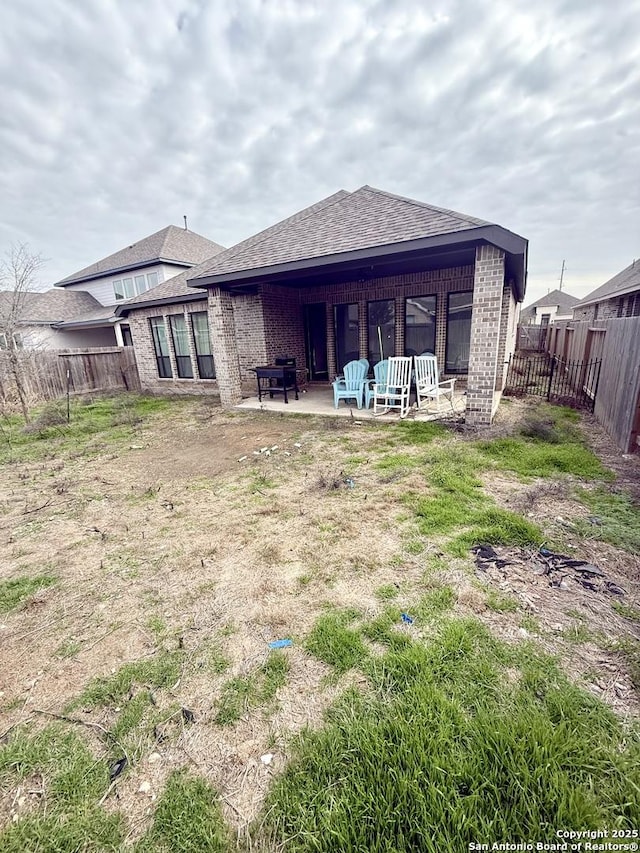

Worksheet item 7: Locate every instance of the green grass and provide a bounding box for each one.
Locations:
[262,619,640,852]
[612,601,640,624]
[215,651,290,725]
[0,573,57,613]
[0,394,175,464]
[305,610,368,674]
[374,583,399,602]
[485,589,519,613]
[69,650,183,710]
[137,771,228,853]
[573,487,640,554]
[415,584,456,620]
[446,507,543,557]
[0,725,123,852]
[392,420,447,445]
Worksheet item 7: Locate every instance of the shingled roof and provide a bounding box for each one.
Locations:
[55,226,226,287]
[576,260,640,308]
[191,186,491,284]
[118,190,350,312]
[0,289,102,324]
[520,288,580,321]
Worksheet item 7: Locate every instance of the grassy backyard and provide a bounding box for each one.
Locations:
[0,393,639,851]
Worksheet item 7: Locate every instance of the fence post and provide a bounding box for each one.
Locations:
[546,356,556,401]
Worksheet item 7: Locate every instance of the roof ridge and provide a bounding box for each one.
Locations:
[357,185,490,227]
[190,190,351,277]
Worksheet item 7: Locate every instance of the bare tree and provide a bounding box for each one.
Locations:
[0,243,46,422]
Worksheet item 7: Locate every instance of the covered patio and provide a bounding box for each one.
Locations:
[235,381,469,421]
[187,186,527,426]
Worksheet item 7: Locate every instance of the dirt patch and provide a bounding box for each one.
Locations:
[1,397,639,840]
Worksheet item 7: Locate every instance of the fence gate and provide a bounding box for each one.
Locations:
[504,352,601,411]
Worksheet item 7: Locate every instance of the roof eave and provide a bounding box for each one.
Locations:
[54,257,193,288]
[115,291,208,316]
[188,225,528,299]
[576,280,640,309]
[53,317,118,329]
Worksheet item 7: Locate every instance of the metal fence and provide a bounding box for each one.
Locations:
[504,352,601,411]
[516,325,549,352]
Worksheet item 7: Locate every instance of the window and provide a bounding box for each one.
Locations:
[334,303,359,370]
[405,295,436,356]
[540,313,550,327]
[114,271,161,301]
[367,299,395,364]
[445,291,472,373]
[190,312,215,379]
[149,317,172,378]
[169,314,193,378]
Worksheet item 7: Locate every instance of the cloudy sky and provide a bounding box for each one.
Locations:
[1,0,639,305]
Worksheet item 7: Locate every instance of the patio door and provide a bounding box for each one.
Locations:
[303,303,328,381]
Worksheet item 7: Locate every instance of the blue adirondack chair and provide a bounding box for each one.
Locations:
[365,359,389,409]
[332,359,367,409]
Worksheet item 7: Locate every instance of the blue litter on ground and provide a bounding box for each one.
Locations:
[401,613,414,624]
[268,639,293,649]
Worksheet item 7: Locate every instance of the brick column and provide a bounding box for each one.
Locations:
[207,287,242,407]
[466,245,505,426]
[495,282,512,391]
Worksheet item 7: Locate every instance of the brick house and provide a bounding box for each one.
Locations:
[49,225,224,346]
[119,186,528,426]
[573,259,640,321]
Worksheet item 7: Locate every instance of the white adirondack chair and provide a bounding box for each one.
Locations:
[414,354,456,409]
[372,356,412,418]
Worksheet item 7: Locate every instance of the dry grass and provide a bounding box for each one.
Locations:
[1,396,638,844]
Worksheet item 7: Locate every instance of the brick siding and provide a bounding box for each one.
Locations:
[466,245,506,426]
[128,251,516,428]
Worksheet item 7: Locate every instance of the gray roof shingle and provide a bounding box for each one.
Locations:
[120,190,351,311]
[520,288,580,320]
[55,226,226,287]
[0,289,103,324]
[576,260,640,307]
[190,186,490,282]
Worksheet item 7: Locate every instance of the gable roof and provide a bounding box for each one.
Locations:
[0,289,102,325]
[520,288,580,320]
[191,186,491,283]
[575,260,640,308]
[55,226,226,287]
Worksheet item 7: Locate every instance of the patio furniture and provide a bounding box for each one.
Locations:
[364,359,388,409]
[332,359,367,409]
[372,356,412,418]
[414,354,456,409]
[252,363,299,404]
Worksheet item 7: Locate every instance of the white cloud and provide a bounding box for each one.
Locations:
[0,0,638,304]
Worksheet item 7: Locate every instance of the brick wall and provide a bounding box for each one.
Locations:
[466,245,505,425]
[127,293,265,398]
[298,266,474,376]
[127,298,217,395]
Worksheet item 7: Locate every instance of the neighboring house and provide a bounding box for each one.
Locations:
[119,186,528,426]
[49,225,225,346]
[520,288,580,326]
[573,259,640,321]
[0,289,115,349]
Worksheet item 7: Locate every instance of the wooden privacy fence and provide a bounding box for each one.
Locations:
[0,347,140,406]
[546,317,640,453]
